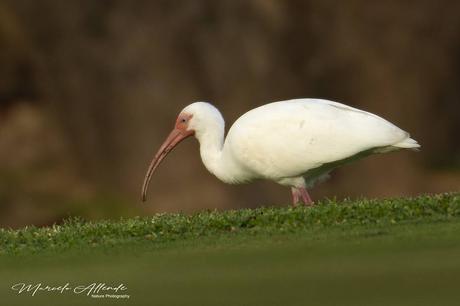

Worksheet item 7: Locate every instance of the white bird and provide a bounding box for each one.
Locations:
[141,99,420,205]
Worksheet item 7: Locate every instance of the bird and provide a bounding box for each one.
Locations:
[141,98,420,205]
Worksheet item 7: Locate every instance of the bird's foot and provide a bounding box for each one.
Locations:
[291,187,314,206]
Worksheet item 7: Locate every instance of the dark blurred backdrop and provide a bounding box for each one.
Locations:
[0,1,459,227]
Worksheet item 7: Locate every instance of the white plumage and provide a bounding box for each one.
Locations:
[142,98,420,205]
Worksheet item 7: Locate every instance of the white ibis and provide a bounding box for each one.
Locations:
[141,99,420,205]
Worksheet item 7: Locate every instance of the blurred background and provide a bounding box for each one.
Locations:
[0,0,459,228]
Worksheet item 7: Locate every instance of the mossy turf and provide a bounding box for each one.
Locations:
[0,193,458,255]
[1,193,459,306]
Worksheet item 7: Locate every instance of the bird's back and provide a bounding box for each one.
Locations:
[223,99,416,181]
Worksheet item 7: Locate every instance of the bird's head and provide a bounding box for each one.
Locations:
[141,102,224,201]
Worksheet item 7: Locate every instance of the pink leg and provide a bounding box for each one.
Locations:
[291,187,301,206]
[300,188,313,205]
[291,187,313,206]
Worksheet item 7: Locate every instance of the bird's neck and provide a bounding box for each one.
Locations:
[195,126,229,182]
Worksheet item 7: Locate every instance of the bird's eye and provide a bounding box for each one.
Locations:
[181,118,186,123]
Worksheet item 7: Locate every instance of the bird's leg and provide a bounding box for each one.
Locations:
[291,187,313,206]
[299,187,313,206]
[291,187,301,206]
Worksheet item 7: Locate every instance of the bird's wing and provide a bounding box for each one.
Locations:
[224,99,409,179]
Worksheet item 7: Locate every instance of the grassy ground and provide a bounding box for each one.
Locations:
[0,193,459,306]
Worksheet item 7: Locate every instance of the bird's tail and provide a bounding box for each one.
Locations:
[393,137,421,151]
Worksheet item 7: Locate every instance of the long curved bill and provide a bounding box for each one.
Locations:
[141,128,194,202]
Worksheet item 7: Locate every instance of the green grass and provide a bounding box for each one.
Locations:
[1,193,459,255]
[1,193,459,306]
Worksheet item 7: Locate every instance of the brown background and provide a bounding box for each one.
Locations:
[0,1,459,228]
